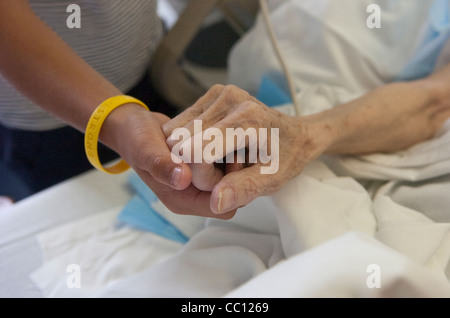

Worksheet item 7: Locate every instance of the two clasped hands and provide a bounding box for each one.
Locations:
[104,64,450,219]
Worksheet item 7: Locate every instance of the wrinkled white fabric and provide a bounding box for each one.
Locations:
[95,152,450,297]
[30,207,183,298]
[226,232,450,298]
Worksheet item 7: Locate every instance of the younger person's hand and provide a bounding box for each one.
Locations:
[102,103,238,219]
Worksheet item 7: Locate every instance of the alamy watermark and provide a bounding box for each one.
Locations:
[169,120,280,175]
[366,264,381,289]
[66,264,81,289]
[367,4,381,29]
[66,4,81,29]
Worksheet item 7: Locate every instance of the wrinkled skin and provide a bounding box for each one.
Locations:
[162,66,450,215]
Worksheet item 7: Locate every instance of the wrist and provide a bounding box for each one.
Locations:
[84,96,149,174]
[290,114,338,167]
[300,109,353,157]
[418,79,450,113]
[425,64,450,106]
[317,79,446,156]
[99,102,150,153]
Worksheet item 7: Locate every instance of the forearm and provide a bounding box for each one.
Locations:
[302,71,450,156]
[0,0,142,151]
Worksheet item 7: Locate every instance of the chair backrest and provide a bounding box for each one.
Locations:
[149,0,259,109]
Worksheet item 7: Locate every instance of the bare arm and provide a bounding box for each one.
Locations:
[0,0,238,219]
[163,65,450,214]
[0,0,122,134]
[318,68,450,155]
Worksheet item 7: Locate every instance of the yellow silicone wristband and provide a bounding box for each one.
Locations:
[84,95,149,174]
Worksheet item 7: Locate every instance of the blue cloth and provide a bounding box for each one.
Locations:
[256,75,292,107]
[397,0,450,81]
[117,173,189,244]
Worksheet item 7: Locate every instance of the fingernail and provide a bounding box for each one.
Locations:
[170,166,183,187]
[217,187,235,213]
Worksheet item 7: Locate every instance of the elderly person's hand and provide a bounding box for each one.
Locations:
[163,85,328,214]
[163,66,450,215]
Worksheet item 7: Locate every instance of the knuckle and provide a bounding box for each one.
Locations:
[146,154,170,176]
[146,155,161,172]
[209,84,226,95]
[223,84,243,94]
[222,84,238,93]
[162,123,174,137]
[242,100,261,112]
[222,84,249,101]
[220,85,238,104]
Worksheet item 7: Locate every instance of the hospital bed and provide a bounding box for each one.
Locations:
[2,126,450,298]
[2,0,450,298]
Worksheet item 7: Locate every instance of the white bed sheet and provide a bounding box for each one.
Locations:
[95,128,450,298]
[2,120,450,298]
[0,169,133,297]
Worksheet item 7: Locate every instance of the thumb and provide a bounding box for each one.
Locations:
[210,164,268,214]
[144,151,192,190]
[141,112,192,190]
